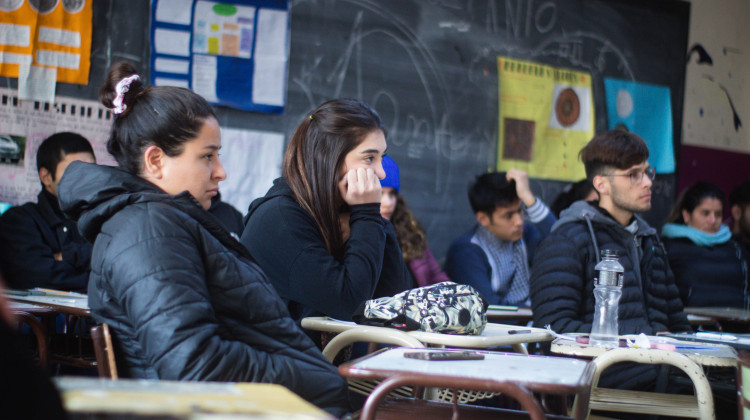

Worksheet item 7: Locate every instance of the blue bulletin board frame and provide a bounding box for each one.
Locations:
[149,0,289,114]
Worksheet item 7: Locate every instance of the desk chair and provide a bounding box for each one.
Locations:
[90,323,118,379]
[572,348,715,419]
[739,352,750,419]
[14,310,50,369]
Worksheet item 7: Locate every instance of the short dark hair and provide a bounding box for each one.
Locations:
[99,61,215,174]
[729,181,750,209]
[468,172,518,215]
[579,130,650,181]
[665,181,725,224]
[36,132,94,180]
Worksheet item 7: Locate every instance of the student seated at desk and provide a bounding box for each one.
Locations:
[661,181,749,308]
[444,169,555,306]
[241,99,413,329]
[0,132,95,292]
[58,62,348,416]
[379,156,451,287]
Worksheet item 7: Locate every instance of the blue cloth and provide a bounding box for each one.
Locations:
[380,156,400,192]
[661,223,731,247]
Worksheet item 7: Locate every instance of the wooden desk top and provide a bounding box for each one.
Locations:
[55,376,334,419]
[340,347,594,393]
[684,307,750,322]
[550,335,738,367]
[301,316,553,348]
[6,293,90,317]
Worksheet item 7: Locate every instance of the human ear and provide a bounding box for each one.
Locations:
[592,175,609,197]
[682,209,691,225]
[476,211,490,227]
[142,145,165,179]
[39,167,53,188]
[731,205,741,222]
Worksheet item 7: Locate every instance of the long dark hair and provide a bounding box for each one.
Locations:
[390,194,427,261]
[99,61,215,174]
[283,98,385,259]
[665,181,725,224]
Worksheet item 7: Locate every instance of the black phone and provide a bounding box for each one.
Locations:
[403,351,485,361]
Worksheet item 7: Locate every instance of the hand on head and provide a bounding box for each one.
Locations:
[506,168,536,206]
[339,167,382,206]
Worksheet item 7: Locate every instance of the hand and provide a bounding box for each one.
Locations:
[338,168,382,205]
[339,212,351,243]
[506,168,536,207]
[53,252,63,261]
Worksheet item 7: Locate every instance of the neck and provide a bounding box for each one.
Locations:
[598,197,632,226]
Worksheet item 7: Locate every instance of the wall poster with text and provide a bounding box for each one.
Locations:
[497,57,594,181]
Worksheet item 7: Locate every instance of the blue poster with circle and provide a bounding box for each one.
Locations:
[150,0,289,113]
[604,78,675,173]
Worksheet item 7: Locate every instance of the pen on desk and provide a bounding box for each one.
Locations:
[695,332,738,341]
[508,329,532,335]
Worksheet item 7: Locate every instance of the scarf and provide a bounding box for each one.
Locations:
[473,225,529,305]
[661,223,731,247]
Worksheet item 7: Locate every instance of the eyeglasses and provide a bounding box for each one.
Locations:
[606,167,656,185]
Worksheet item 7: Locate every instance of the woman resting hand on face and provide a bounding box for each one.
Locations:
[57,62,348,416]
[241,99,413,332]
[661,181,749,309]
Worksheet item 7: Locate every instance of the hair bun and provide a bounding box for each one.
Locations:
[99,61,145,116]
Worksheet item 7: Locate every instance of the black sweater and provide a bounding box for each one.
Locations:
[241,177,413,322]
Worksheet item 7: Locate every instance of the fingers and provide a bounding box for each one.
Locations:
[341,168,382,205]
[507,168,536,206]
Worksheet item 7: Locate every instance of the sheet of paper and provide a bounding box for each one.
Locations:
[192,54,219,102]
[219,127,283,214]
[154,28,191,57]
[18,64,56,103]
[155,0,194,25]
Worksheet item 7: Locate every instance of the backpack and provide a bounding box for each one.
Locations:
[352,282,488,335]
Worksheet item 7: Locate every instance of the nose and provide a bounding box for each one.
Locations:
[214,157,227,182]
[642,172,653,188]
[375,159,386,180]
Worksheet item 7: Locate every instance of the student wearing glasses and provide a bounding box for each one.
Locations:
[530,130,690,390]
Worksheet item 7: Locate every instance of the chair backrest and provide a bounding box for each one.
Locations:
[90,323,118,380]
[738,351,750,419]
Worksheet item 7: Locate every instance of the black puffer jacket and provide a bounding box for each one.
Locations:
[531,201,690,334]
[57,162,348,415]
[530,201,690,389]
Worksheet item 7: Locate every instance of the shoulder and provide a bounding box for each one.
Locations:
[447,229,479,252]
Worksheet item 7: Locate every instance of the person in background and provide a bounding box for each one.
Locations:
[444,169,555,306]
[379,156,451,287]
[530,130,690,390]
[208,192,244,238]
[58,62,348,415]
[730,181,750,255]
[0,132,95,292]
[662,181,748,309]
[550,178,597,218]
[241,99,412,330]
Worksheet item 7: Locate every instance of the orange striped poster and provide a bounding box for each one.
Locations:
[0,0,92,84]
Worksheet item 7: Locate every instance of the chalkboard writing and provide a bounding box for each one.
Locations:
[1,0,690,259]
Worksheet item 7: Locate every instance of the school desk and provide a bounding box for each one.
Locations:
[339,347,594,420]
[684,306,750,333]
[54,376,334,419]
[485,305,534,324]
[551,335,737,419]
[6,290,90,317]
[301,316,553,359]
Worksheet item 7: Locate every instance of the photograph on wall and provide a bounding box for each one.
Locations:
[497,57,593,181]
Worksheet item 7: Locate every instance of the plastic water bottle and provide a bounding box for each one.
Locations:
[590,249,624,348]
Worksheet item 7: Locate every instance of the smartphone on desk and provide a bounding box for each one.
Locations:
[403,351,485,361]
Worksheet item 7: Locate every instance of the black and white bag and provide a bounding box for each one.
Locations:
[352,282,488,335]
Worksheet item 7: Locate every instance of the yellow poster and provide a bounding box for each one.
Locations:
[0,0,92,84]
[497,57,594,181]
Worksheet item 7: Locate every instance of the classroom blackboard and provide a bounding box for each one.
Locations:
[2,0,690,260]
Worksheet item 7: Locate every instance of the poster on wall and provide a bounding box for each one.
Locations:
[497,57,594,181]
[0,0,92,87]
[150,0,289,113]
[0,87,282,211]
[604,78,675,173]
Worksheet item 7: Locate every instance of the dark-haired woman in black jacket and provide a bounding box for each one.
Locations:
[57,62,348,416]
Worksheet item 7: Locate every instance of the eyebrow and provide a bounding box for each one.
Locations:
[360,148,385,155]
[203,145,221,151]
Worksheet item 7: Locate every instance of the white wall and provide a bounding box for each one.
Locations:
[682,0,749,153]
